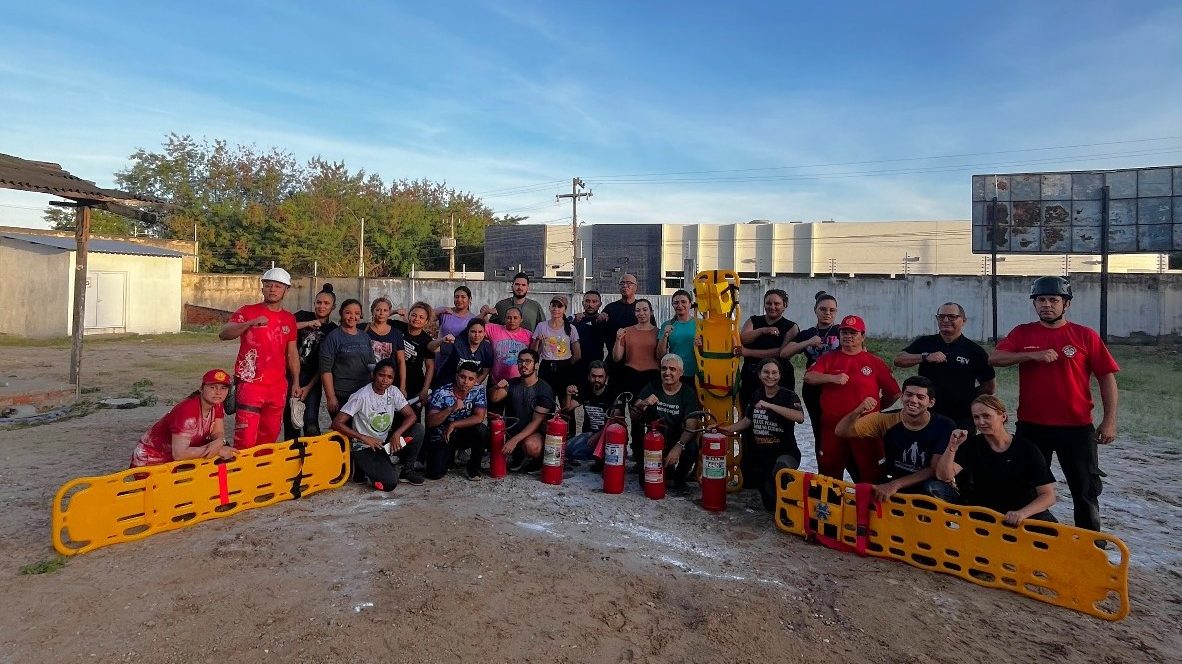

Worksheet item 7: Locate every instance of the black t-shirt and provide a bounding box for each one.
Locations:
[392,320,433,397]
[602,300,638,351]
[505,377,556,436]
[573,313,607,365]
[956,433,1054,515]
[742,315,797,387]
[576,384,619,433]
[851,412,955,480]
[365,325,405,366]
[743,387,803,458]
[637,380,700,443]
[903,334,995,425]
[792,324,841,369]
[294,311,337,372]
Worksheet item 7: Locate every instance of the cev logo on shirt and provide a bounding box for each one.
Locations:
[860,366,872,376]
[1062,345,1077,358]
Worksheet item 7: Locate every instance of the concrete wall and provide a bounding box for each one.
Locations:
[85,252,182,334]
[738,273,1182,343]
[0,238,70,337]
[185,272,1182,342]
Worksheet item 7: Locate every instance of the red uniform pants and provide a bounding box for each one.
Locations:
[817,418,883,483]
[234,381,287,449]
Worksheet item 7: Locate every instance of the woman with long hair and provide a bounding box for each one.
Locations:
[782,291,841,455]
[130,369,236,467]
[365,296,408,386]
[718,358,805,511]
[285,283,337,437]
[532,295,581,397]
[430,317,494,388]
[656,289,696,385]
[739,288,798,409]
[392,301,436,407]
[936,395,1058,525]
[320,299,373,417]
[614,298,660,458]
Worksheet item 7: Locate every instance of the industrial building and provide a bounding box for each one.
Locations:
[485,220,1171,294]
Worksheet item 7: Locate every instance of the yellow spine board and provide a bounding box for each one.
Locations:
[693,270,744,491]
[52,433,351,556]
[773,468,1130,621]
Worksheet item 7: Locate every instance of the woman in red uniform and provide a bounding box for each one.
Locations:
[130,369,237,467]
[803,315,900,482]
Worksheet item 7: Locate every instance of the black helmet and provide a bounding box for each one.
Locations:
[1030,276,1072,300]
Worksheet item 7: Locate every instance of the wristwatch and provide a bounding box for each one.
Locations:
[920,352,930,362]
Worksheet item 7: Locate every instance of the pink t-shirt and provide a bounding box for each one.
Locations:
[485,323,533,383]
[130,396,222,467]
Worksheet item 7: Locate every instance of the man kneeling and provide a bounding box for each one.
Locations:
[332,360,425,491]
[425,360,489,481]
[834,375,956,502]
[491,348,557,473]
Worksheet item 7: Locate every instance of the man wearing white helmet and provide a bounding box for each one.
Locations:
[219,268,302,449]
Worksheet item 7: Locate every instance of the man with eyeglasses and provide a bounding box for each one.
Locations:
[484,272,545,333]
[894,302,995,431]
[491,348,557,473]
[600,273,639,354]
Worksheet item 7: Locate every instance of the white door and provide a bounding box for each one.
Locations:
[84,271,127,331]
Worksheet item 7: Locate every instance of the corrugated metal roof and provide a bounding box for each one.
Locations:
[0,153,165,205]
[1,233,184,258]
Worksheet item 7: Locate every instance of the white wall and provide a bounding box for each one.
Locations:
[0,239,71,337]
[740,273,1182,342]
[85,253,182,334]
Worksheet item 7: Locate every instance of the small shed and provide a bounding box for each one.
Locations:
[0,233,183,338]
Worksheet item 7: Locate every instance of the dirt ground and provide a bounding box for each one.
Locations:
[0,337,1179,663]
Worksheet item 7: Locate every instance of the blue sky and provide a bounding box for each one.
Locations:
[2,1,1180,229]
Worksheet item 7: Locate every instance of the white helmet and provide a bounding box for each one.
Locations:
[261,267,292,286]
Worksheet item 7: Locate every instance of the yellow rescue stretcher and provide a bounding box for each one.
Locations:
[693,269,744,491]
[52,433,351,556]
[773,468,1130,621]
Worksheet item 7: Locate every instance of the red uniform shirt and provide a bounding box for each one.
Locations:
[996,321,1119,426]
[809,350,900,424]
[230,303,297,386]
[130,396,223,467]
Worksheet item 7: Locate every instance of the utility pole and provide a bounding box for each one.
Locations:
[557,178,592,295]
[358,216,366,278]
[448,215,457,278]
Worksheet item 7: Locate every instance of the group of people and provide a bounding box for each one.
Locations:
[130,267,1119,533]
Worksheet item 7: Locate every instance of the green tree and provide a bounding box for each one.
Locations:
[42,206,138,235]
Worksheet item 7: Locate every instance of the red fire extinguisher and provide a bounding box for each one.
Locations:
[643,421,666,500]
[601,417,628,494]
[699,424,728,512]
[488,414,507,479]
[541,414,568,485]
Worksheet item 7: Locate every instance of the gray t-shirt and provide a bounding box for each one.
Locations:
[319,327,374,399]
[505,377,556,436]
[495,297,545,334]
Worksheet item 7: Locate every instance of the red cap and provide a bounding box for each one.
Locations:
[202,369,232,386]
[839,315,866,333]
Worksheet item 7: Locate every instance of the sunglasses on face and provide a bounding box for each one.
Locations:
[935,314,961,321]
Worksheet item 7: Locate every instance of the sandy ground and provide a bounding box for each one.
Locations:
[0,338,1180,663]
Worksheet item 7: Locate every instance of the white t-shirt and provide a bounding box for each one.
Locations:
[341,383,409,440]
[533,320,580,361]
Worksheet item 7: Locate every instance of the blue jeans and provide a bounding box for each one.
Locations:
[566,431,598,461]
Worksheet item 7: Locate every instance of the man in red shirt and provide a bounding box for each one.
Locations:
[989,276,1119,532]
[219,268,301,449]
[804,315,900,482]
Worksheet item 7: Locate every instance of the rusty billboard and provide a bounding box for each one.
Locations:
[972,166,1182,254]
